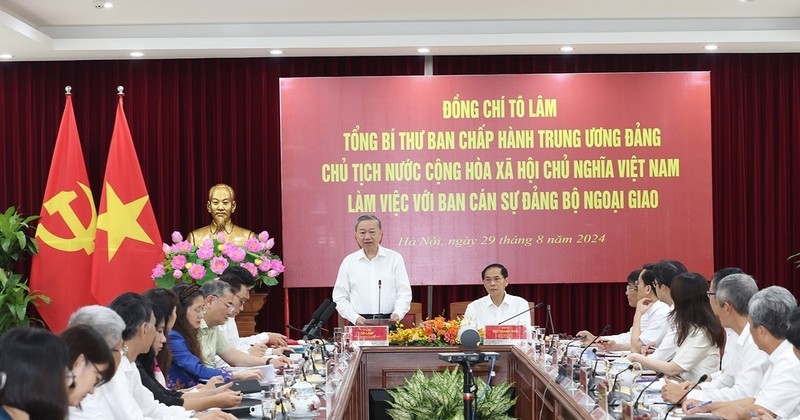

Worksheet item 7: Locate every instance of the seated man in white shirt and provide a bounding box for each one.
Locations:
[685,286,800,420]
[68,296,232,420]
[662,272,768,403]
[577,269,640,347]
[458,263,531,334]
[216,266,290,358]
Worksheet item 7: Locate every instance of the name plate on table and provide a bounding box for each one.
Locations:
[484,325,527,345]
[347,326,389,346]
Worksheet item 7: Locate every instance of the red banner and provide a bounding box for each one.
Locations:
[280,73,712,287]
[91,95,164,304]
[30,93,98,332]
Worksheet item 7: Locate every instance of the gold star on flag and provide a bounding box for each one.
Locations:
[96,182,154,261]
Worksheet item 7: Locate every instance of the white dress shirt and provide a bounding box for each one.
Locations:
[332,245,412,324]
[603,300,670,347]
[688,323,769,401]
[670,326,721,383]
[650,304,677,360]
[754,340,800,419]
[459,293,532,331]
[69,356,194,420]
[215,319,276,368]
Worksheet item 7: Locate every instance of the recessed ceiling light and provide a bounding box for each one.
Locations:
[739,0,754,2]
[269,50,283,55]
[560,46,574,52]
[0,54,13,59]
[129,52,144,57]
[92,0,114,8]
[417,48,430,54]
[704,44,719,51]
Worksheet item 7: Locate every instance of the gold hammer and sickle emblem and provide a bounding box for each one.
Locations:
[35,182,97,254]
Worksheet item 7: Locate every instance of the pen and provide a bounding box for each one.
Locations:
[686,401,712,410]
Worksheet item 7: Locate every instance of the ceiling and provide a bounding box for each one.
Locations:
[1,0,799,61]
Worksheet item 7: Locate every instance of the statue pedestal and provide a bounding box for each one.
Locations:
[235,292,267,337]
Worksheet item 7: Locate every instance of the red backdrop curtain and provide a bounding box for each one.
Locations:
[1,53,798,337]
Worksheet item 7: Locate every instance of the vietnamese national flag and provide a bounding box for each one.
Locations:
[91,93,163,305]
[30,92,98,333]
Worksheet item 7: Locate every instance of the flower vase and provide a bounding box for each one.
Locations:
[235,291,267,337]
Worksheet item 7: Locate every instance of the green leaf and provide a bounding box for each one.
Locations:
[154,276,176,289]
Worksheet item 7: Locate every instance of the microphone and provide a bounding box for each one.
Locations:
[459,328,481,352]
[546,304,556,337]
[306,302,337,340]
[578,324,611,363]
[610,364,633,396]
[499,302,544,325]
[665,374,708,418]
[632,372,664,411]
[301,299,333,335]
[377,279,382,317]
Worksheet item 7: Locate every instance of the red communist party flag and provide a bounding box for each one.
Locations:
[30,89,98,332]
[91,90,163,304]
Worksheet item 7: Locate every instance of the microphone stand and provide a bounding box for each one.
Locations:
[632,373,664,413]
[665,374,708,418]
[377,279,382,318]
[545,304,555,337]
[285,324,332,361]
[609,365,633,405]
[578,324,611,363]
[498,302,543,325]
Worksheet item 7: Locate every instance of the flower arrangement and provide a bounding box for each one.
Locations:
[389,316,464,347]
[151,231,284,289]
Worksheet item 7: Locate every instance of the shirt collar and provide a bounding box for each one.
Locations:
[769,339,793,363]
[358,245,385,260]
[736,322,751,346]
[483,293,508,308]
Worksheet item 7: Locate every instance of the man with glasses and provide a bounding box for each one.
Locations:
[578,269,641,350]
[199,280,290,371]
[458,263,531,333]
[217,266,290,358]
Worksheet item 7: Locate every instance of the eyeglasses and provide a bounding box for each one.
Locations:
[235,292,249,305]
[706,291,716,297]
[89,361,108,388]
[483,276,505,283]
[190,305,208,315]
[625,286,638,292]
[213,295,237,314]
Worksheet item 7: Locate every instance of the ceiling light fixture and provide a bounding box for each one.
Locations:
[269,50,283,55]
[0,54,13,59]
[704,44,719,51]
[129,52,144,57]
[417,48,430,54]
[92,0,114,8]
[560,46,574,52]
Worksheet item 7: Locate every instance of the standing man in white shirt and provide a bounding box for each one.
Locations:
[332,214,412,325]
[685,286,800,420]
[459,263,531,332]
[662,273,768,403]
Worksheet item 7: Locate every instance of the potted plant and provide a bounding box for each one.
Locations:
[0,206,50,332]
[387,368,516,420]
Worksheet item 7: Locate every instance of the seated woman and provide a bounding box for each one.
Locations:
[167,283,257,389]
[0,327,70,420]
[628,272,725,382]
[139,287,242,410]
[60,325,116,407]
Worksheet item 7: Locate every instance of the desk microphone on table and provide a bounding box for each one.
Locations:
[610,364,633,395]
[498,302,544,324]
[578,323,611,363]
[633,372,664,411]
[665,374,708,418]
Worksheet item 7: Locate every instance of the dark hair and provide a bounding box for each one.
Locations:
[645,259,688,289]
[220,266,255,290]
[786,306,800,349]
[172,283,204,358]
[0,327,70,420]
[639,267,658,297]
[60,325,116,385]
[108,293,153,341]
[669,272,725,349]
[142,288,179,376]
[711,267,745,289]
[627,269,642,284]
[481,263,508,280]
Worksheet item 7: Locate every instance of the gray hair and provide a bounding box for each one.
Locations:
[715,273,758,315]
[748,286,797,338]
[355,214,381,231]
[68,305,125,348]
[200,279,236,298]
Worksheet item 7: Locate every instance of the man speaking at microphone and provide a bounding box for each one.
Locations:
[458,263,532,334]
[332,215,412,326]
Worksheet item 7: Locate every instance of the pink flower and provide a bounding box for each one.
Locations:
[171,231,183,243]
[267,269,278,278]
[245,238,263,253]
[258,259,273,272]
[188,264,206,280]
[196,245,214,260]
[264,238,275,250]
[151,263,166,278]
[210,256,229,275]
[202,239,213,248]
[221,242,239,257]
[241,262,258,277]
[162,243,171,253]
[171,255,187,270]
[172,269,183,279]
[258,231,270,242]
[270,260,285,273]
[175,241,193,253]
[228,247,246,263]
[217,232,226,242]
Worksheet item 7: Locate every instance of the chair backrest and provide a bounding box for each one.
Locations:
[337,302,423,327]
[449,300,535,324]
